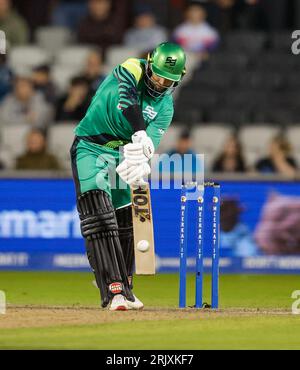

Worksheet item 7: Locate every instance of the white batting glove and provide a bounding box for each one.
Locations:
[131,130,154,160]
[116,160,151,186]
[124,142,148,165]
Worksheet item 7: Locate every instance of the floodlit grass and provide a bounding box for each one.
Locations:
[0,272,299,349]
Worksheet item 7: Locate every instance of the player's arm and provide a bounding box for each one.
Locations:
[115,59,154,160]
[118,107,174,185]
[146,105,174,149]
[114,58,146,132]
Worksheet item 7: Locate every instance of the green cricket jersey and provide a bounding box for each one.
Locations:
[74,58,174,149]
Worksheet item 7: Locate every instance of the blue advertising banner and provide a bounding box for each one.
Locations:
[0,178,300,272]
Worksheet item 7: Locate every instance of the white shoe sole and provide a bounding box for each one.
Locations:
[126,298,144,310]
[109,300,143,311]
[127,304,144,310]
[108,294,132,311]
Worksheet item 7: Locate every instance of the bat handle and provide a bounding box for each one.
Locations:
[132,178,148,187]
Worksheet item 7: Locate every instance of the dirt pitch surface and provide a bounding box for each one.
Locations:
[0,305,292,329]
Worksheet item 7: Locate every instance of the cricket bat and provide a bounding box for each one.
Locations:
[130,181,156,275]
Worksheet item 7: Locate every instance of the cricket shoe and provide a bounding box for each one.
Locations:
[108,294,131,311]
[126,294,144,310]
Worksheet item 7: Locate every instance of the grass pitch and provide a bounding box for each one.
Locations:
[0,272,299,349]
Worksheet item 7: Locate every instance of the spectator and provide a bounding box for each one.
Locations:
[51,0,88,31]
[16,129,60,170]
[0,76,53,128]
[78,50,106,96]
[255,135,297,176]
[124,6,168,53]
[0,0,29,46]
[206,0,237,32]
[173,2,219,54]
[13,0,53,36]
[212,135,246,173]
[0,54,13,101]
[55,76,90,122]
[78,0,128,53]
[32,65,57,104]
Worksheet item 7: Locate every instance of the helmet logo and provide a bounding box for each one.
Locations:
[165,57,177,67]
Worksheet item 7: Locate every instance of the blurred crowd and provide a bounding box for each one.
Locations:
[0,0,298,172]
[164,129,298,177]
[5,0,298,44]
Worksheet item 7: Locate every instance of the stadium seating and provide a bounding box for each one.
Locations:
[192,124,233,170]
[286,71,300,89]
[175,29,300,129]
[184,52,199,79]
[252,108,298,125]
[56,46,93,71]
[205,51,249,71]
[286,125,300,166]
[173,108,204,124]
[270,31,294,52]
[191,69,233,89]
[51,65,81,94]
[105,46,141,73]
[156,125,182,154]
[9,46,51,75]
[48,123,76,170]
[239,125,281,167]
[234,71,283,90]
[178,89,218,108]
[52,46,95,93]
[224,31,267,53]
[36,26,73,56]
[0,125,31,168]
[255,52,297,71]
[207,109,252,125]
[2,27,300,173]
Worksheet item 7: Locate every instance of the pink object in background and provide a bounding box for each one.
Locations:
[254,192,300,255]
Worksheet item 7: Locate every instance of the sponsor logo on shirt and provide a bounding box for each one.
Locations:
[143,106,158,120]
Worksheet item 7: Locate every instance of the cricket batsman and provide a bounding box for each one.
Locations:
[70,42,186,310]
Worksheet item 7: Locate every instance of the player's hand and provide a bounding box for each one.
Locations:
[123,142,148,165]
[116,160,151,186]
[131,130,154,160]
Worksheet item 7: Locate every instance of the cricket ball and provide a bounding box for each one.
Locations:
[137,240,150,252]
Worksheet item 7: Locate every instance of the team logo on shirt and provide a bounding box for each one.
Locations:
[143,106,158,120]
